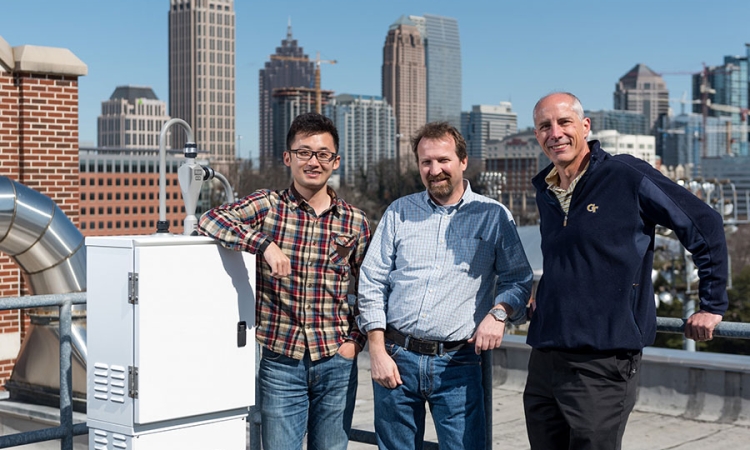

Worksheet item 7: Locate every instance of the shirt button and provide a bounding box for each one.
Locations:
[306,304,311,309]
[307,283,314,288]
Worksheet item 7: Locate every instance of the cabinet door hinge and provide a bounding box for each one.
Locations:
[128,272,139,304]
[128,366,139,399]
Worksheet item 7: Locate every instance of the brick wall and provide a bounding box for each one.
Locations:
[0,69,81,388]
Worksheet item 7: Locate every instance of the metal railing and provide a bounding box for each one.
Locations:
[0,292,87,450]
[1,293,750,449]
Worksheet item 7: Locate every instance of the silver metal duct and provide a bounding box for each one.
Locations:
[0,176,87,409]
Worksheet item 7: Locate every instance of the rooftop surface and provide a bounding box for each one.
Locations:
[1,349,749,449]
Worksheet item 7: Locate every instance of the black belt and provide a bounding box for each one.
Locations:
[384,327,468,356]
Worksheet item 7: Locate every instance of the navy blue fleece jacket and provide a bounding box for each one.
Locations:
[527,140,728,352]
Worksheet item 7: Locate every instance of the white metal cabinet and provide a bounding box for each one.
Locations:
[86,235,255,447]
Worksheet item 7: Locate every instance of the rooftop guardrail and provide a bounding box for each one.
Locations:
[1,293,749,449]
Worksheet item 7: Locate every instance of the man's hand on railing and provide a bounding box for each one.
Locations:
[684,310,724,341]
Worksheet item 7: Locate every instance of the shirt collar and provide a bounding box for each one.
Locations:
[424,179,472,213]
[286,184,341,215]
[545,162,590,194]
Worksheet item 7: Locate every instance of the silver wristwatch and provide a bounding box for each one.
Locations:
[488,308,508,323]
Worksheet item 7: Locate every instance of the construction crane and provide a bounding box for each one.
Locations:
[661,64,748,156]
[269,51,336,114]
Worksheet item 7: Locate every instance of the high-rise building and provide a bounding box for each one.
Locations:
[409,14,462,128]
[692,48,749,156]
[259,23,315,168]
[382,16,426,172]
[168,0,236,167]
[326,94,397,186]
[614,64,669,135]
[462,102,518,165]
[660,113,730,173]
[271,87,334,161]
[98,86,171,149]
[585,109,649,136]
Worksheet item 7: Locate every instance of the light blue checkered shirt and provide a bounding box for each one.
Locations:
[358,182,533,341]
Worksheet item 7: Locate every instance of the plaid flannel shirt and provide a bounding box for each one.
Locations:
[198,185,370,361]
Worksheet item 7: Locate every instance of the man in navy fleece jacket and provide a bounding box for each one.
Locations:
[524,92,728,450]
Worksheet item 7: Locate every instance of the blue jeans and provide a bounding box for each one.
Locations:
[259,347,358,450]
[373,341,485,450]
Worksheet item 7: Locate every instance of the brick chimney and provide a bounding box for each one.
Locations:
[0,35,87,387]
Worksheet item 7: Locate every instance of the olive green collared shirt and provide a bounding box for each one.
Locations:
[544,162,590,215]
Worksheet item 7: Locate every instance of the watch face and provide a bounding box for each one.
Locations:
[491,309,507,322]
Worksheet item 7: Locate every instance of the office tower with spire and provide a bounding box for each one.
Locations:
[382,16,426,172]
[614,64,669,135]
[258,22,315,168]
[409,14,462,128]
[168,0,236,168]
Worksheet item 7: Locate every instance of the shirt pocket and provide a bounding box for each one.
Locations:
[329,233,356,266]
[454,237,494,273]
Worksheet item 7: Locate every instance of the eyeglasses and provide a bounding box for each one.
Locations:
[288,149,338,163]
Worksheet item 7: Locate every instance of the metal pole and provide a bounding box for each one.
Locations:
[59,298,74,450]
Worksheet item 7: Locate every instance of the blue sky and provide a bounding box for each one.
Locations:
[2,0,749,160]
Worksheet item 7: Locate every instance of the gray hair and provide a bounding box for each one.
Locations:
[533,92,585,123]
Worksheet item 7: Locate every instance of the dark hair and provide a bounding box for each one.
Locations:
[286,112,339,152]
[411,122,467,163]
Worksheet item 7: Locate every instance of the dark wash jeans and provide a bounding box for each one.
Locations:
[259,347,358,450]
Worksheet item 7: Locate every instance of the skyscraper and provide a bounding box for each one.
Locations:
[691,49,749,156]
[98,86,171,149]
[614,64,669,135]
[326,94,396,186]
[382,16,426,171]
[258,23,315,168]
[409,14,462,128]
[271,87,334,161]
[168,0,236,168]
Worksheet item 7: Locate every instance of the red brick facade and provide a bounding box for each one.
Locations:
[0,68,81,388]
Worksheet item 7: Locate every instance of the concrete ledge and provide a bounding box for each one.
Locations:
[493,334,750,425]
[0,35,12,72]
[13,45,87,76]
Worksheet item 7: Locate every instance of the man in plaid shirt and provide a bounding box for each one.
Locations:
[198,112,370,450]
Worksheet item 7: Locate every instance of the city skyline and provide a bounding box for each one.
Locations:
[2,0,749,161]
